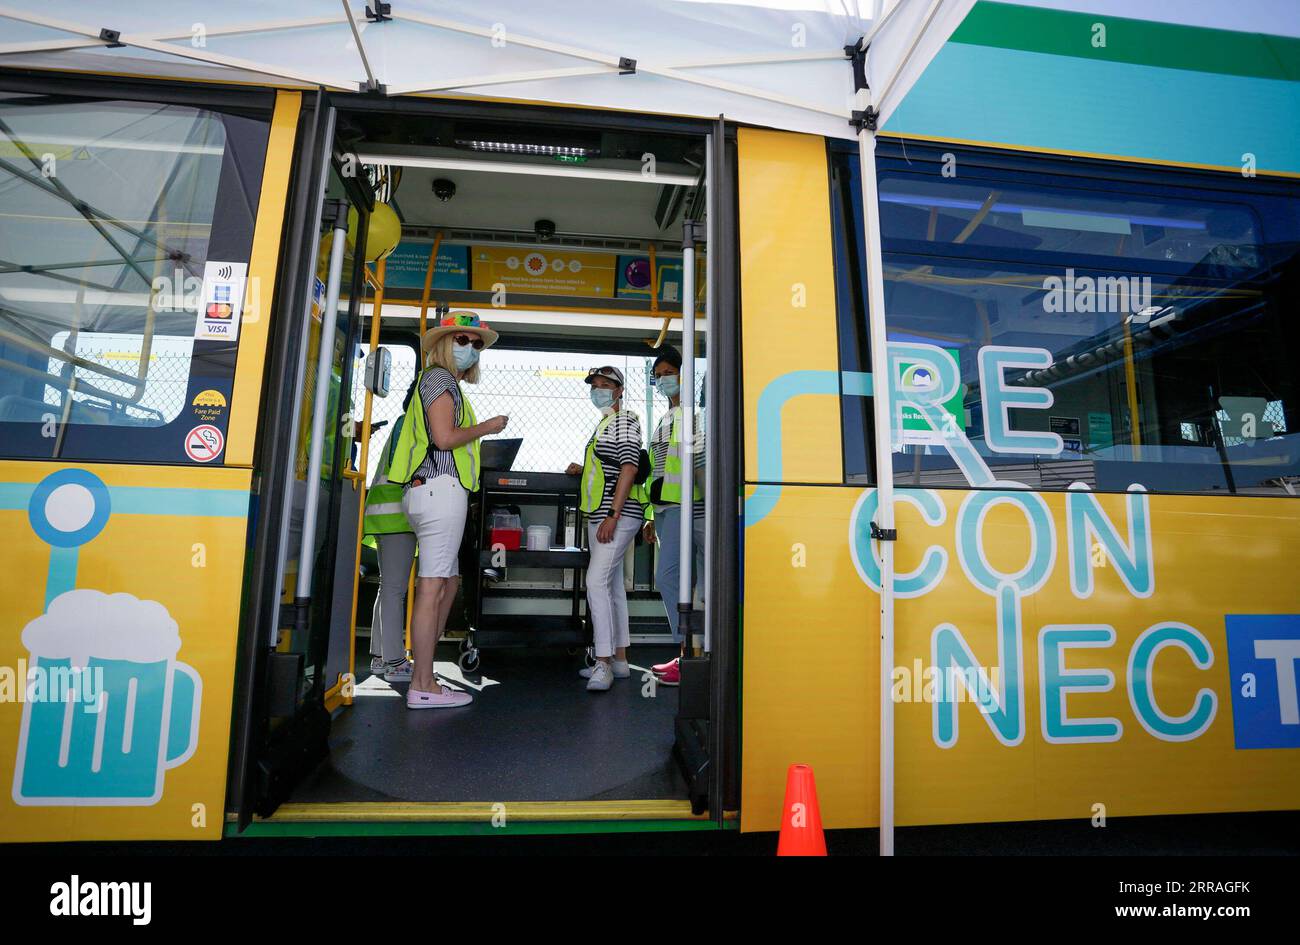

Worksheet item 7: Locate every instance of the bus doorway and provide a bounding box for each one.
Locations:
[233,101,738,831]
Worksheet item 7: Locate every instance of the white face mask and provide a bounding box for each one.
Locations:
[590,387,616,412]
[453,342,480,370]
[655,374,681,399]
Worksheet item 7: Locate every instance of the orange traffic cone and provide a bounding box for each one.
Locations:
[776,763,827,856]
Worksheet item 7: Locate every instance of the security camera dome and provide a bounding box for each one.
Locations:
[432,178,456,202]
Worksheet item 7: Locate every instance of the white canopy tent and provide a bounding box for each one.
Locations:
[0,1,975,139]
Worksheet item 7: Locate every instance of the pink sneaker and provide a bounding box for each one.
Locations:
[406,684,473,709]
[652,657,680,675]
[655,660,680,686]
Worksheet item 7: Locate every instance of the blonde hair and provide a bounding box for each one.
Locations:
[424,332,481,384]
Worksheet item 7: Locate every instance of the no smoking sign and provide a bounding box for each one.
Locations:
[184,424,225,463]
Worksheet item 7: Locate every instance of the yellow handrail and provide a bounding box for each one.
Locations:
[345,257,386,704]
[417,232,442,338]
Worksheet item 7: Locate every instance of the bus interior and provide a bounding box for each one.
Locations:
[255,104,721,819]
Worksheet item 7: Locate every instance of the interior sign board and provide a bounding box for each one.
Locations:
[195,261,247,342]
[1050,415,1082,452]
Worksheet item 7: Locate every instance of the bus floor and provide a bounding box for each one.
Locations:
[287,642,688,803]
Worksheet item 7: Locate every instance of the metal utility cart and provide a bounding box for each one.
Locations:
[459,469,590,671]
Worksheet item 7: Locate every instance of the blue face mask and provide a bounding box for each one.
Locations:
[453,342,479,370]
[655,374,681,399]
[590,387,616,411]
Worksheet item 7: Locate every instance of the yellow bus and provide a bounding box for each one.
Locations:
[1,0,1297,846]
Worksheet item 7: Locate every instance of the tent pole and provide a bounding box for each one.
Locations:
[0,14,345,56]
[340,0,379,91]
[856,96,897,858]
[0,5,347,88]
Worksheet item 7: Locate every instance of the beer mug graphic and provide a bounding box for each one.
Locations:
[13,589,202,806]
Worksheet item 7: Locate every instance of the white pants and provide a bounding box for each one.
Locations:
[585,516,640,659]
[402,475,467,578]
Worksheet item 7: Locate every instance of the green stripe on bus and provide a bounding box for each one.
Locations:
[226,818,728,838]
[951,1,1300,82]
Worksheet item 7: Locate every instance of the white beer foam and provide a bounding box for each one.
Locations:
[22,590,181,666]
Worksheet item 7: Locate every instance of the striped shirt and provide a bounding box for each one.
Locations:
[588,410,645,523]
[650,406,705,518]
[412,367,463,483]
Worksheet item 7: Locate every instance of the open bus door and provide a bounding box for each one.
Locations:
[228,97,375,826]
[227,103,741,831]
[675,118,740,821]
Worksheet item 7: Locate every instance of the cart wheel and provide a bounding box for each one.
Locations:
[458,648,480,673]
[583,647,596,669]
[458,635,470,653]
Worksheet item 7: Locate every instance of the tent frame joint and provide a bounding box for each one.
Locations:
[98,28,124,48]
[870,522,897,542]
[365,3,392,23]
[849,107,878,134]
[618,56,637,75]
[844,36,868,92]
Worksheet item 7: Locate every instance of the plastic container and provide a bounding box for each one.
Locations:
[489,510,521,531]
[489,528,523,551]
[526,524,552,551]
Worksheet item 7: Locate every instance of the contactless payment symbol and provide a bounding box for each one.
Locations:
[195,260,247,341]
[184,424,224,463]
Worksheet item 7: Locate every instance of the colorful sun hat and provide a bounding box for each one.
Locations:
[420,310,499,354]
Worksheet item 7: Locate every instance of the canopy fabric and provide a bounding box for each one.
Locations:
[0,0,974,140]
[2,2,1296,167]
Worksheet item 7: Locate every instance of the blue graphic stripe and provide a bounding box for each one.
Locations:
[745,370,873,527]
[45,546,78,609]
[0,482,248,517]
[109,487,249,518]
[0,482,34,510]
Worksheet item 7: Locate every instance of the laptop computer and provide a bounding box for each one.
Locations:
[480,437,523,471]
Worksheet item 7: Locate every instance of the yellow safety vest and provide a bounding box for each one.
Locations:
[579,411,647,514]
[650,406,703,506]
[387,372,480,492]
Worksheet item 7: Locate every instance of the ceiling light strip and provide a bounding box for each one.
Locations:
[353,152,696,185]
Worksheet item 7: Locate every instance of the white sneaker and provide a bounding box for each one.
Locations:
[407,683,473,709]
[579,659,629,680]
[383,658,414,682]
[585,660,614,691]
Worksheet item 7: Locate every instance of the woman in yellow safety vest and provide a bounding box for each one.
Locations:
[565,365,647,692]
[362,380,420,683]
[386,312,508,709]
[642,346,704,687]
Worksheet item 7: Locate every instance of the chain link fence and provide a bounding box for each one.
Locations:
[42,333,194,425]
[353,347,706,481]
